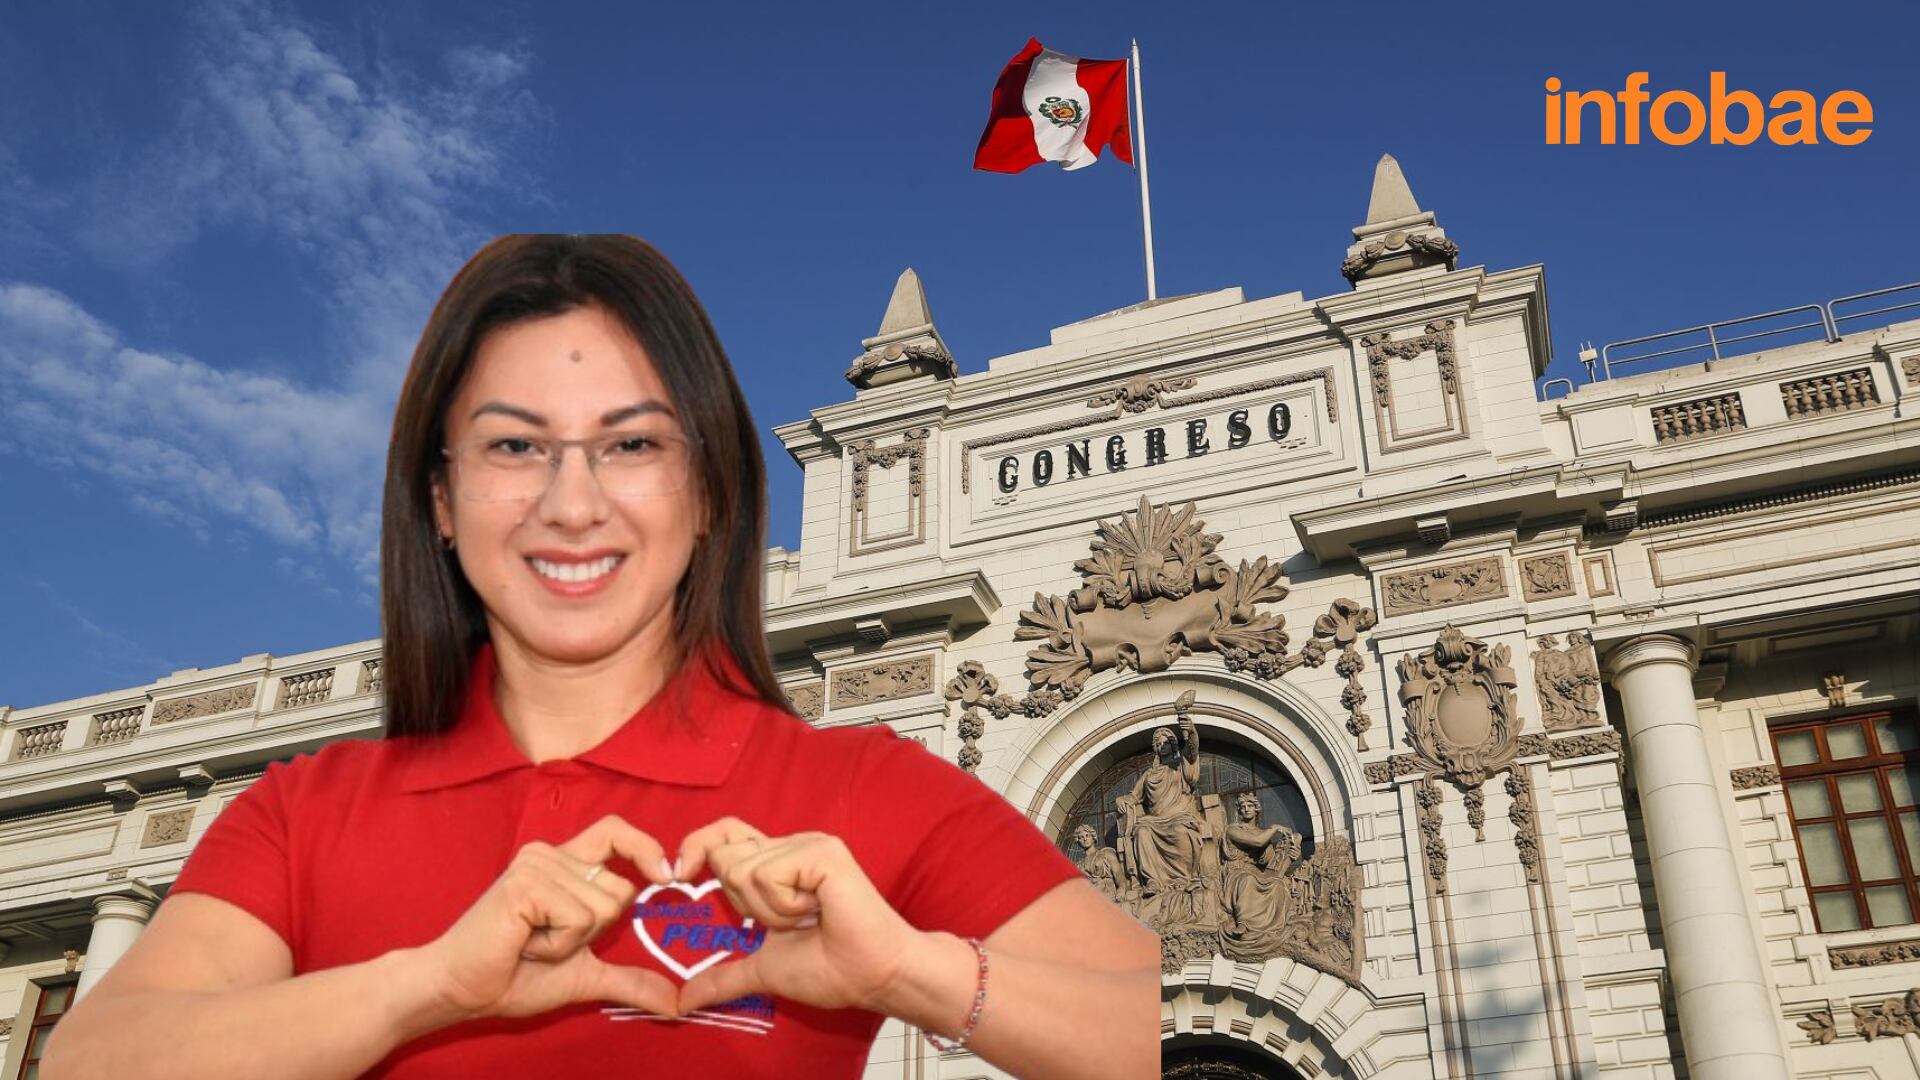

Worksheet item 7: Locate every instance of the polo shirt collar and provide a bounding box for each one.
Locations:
[398,637,759,793]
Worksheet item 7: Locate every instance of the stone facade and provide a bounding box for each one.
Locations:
[3,156,1919,1080]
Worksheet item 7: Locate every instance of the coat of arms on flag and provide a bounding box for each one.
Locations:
[973,37,1133,173]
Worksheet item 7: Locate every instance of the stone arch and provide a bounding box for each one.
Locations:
[1163,965,1432,1080]
[1001,654,1366,846]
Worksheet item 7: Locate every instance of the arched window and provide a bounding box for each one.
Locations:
[1055,732,1313,857]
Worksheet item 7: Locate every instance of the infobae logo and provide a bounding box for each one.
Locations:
[1545,73,1873,146]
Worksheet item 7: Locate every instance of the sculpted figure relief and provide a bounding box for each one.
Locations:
[1117,706,1224,934]
[1067,696,1366,984]
[1218,791,1303,960]
[1073,824,1130,903]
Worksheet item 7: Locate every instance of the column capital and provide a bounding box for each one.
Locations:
[91,894,156,923]
[1604,633,1698,679]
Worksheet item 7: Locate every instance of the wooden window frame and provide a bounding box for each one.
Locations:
[13,977,76,1080]
[1772,706,1920,934]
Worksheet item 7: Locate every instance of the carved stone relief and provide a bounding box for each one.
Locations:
[1506,768,1541,884]
[1380,557,1507,617]
[845,340,956,388]
[829,655,934,709]
[1342,233,1459,282]
[1012,495,1377,746]
[784,681,823,721]
[1832,939,1920,969]
[848,427,930,556]
[943,660,1007,774]
[1799,1009,1837,1044]
[1415,777,1448,894]
[141,807,194,848]
[1085,374,1198,417]
[152,684,256,725]
[1551,729,1621,760]
[1730,764,1782,790]
[1319,600,1380,750]
[1359,319,1467,449]
[1398,627,1521,791]
[1855,991,1920,1040]
[1518,553,1576,601]
[1371,728,1615,786]
[1532,631,1602,732]
[1395,627,1520,878]
[1903,354,1920,387]
[1067,696,1365,983]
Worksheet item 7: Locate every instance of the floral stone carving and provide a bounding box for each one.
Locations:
[1855,990,1920,1040]
[1013,494,1377,745]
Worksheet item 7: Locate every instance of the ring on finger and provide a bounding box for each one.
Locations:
[582,862,607,884]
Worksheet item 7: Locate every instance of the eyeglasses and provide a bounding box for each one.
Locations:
[440,430,693,502]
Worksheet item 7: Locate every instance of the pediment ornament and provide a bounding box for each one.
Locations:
[1009,495,1378,747]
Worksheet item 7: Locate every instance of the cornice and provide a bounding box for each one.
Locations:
[1293,463,1580,561]
[764,569,999,658]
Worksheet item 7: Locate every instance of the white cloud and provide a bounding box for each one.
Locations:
[0,0,543,589]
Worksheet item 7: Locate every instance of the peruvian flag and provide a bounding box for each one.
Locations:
[973,38,1133,173]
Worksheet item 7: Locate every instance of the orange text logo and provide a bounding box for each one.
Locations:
[1545,73,1872,145]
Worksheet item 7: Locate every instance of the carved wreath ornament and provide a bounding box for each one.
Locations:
[1010,496,1379,747]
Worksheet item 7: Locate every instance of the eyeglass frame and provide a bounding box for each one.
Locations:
[437,430,695,501]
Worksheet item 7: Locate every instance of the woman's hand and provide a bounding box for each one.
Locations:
[414,815,680,1022]
[671,817,923,1017]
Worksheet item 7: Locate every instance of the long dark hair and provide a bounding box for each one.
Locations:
[379,234,789,737]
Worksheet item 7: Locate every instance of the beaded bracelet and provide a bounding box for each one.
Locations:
[922,935,988,1052]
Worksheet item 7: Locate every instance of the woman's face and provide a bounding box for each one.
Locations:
[431,302,707,666]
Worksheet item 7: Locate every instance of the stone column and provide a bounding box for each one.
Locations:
[74,895,157,1000]
[1606,634,1789,1080]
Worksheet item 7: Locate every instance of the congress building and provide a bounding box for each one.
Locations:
[3,155,1918,1080]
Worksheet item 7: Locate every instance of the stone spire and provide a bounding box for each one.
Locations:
[1341,153,1458,287]
[845,268,957,389]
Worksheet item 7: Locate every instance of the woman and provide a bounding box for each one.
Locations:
[43,235,1160,1078]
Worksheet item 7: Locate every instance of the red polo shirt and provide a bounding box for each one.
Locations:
[168,638,1083,1078]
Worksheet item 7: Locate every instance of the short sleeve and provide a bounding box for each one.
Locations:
[844,728,1083,942]
[169,759,296,947]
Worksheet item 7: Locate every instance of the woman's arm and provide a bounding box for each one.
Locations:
[40,894,465,1080]
[881,878,1160,1080]
[45,815,678,1080]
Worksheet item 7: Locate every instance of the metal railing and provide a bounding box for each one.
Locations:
[1828,282,1920,338]
[1553,280,1920,386]
[1599,302,1836,380]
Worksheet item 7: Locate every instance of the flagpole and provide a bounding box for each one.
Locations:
[1131,38,1157,301]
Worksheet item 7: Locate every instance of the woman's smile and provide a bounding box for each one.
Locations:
[526,552,628,597]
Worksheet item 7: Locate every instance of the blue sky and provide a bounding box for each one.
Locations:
[2,0,1915,710]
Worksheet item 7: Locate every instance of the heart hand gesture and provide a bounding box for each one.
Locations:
[417,815,680,1022]
[669,817,923,1017]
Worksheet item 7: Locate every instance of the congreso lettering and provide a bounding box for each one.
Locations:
[994,401,1295,493]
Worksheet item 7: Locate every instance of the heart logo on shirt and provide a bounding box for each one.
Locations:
[630,879,766,981]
